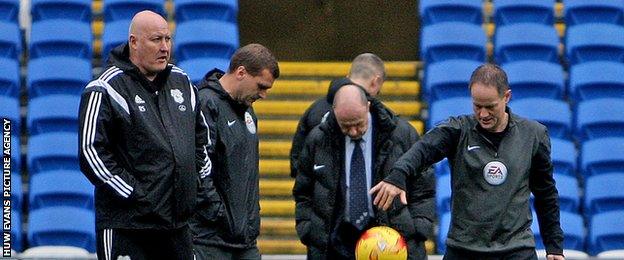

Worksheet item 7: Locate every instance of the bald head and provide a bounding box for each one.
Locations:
[128,10,171,80]
[333,85,370,139]
[348,53,386,97]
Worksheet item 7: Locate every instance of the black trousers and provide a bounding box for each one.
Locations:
[443,246,537,260]
[193,244,260,260]
[96,226,193,260]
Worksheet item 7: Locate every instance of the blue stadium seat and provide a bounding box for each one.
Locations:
[174,20,239,62]
[0,21,21,59]
[10,135,20,173]
[585,173,624,217]
[532,211,585,251]
[581,137,624,177]
[0,95,20,135]
[29,170,94,211]
[551,138,577,177]
[27,206,95,252]
[27,57,92,98]
[101,19,131,64]
[564,0,624,26]
[12,209,22,252]
[421,22,487,63]
[589,210,624,255]
[0,57,19,97]
[29,19,92,59]
[494,0,555,26]
[178,57,229,84]
[553,174,581,213]
[27,132,80,175]
[435,158,450,177]
[11,172,22,213]
[28,95,81,135]
[510,98,571,139]
[566,23,624,65]
[503,61,564,100]
[436,174,451,214]
[569,62,624,101]
[103,0,165,22]
[0,0,18,23]
[437,212,451,254]
[424,59,481,103]
[495,23,559,64]
[31,0,91,23]
[174,0,238,23]
[428,97,472,129]
[576,98,624,141]
[419,0,482,25]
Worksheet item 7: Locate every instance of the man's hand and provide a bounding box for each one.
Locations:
[547,254,564,260]
[369,181,407,211]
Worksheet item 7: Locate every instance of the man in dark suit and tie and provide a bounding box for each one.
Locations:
[293,85,435,259]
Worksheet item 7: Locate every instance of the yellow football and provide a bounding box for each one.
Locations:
[355,226,408,260]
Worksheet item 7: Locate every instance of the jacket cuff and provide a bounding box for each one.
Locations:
[545,244,563,256]
[383,171,407,191]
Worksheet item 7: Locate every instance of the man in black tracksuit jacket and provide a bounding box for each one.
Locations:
[78,11,211,260]
[372,64,564,260]
[293,85,435,259]
[190,44,279,260]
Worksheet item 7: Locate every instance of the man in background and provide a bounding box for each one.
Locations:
[191,44,279,260]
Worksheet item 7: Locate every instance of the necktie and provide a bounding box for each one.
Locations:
[349,139,370,230]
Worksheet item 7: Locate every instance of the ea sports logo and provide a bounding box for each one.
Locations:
[483,161,507,185]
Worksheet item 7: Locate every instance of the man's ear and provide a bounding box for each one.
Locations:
[235,66,247,80]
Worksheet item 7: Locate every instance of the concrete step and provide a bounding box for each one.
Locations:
[270,80,420,97]
[260,180,294,197]
[259,119,424,137]
[261,218,296,236]
[278,62,420,78]
[254,101,421,117]
[258,238,306,255]
[260,159,290,178]
[260,199,294,217]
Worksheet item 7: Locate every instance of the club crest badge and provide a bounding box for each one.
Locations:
[483,161,507,185]
[170,89,184,104]
[245,112,256,134]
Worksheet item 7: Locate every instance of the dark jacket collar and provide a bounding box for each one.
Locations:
[108,43,172,92]
[196,69,250,113]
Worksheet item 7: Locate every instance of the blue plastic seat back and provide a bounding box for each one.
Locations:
[0,0,19,23]
[0,57,19,97]
[424,59,480,103]
[11,172,22,213]
[29,170,94,211]
[103,0,165,22]
[509,97,571,139]
[553,174,580,213]
[0,21,21,59]
[581,137,624,177]
[27,132,80,175]
[28,95,81,135]
[428,97,473,130]
[584,172,624,216]
[421,22,487,63]
[178,58,229,85]
[436,174,452,214]
[550,138,577,177]
[102,19,131,64]
[419,0,483,25]
[437,212,451,254]
[565,0,624,26]
[503,61,564,100]
[31,0,92,23]
[566,23,624,65]
[0,95,20,135]
[576,98,624,141]
[30,19,92,59]
[494,0,555,26]
[569,62,624,101]
[27,206,95,252]
[11,210,21,252]
[532,211,585,250]
[174,0,238,23]
[495,23,560,64]
[27,57,92,98]
[174,20,239,62]
[589,210,624,255]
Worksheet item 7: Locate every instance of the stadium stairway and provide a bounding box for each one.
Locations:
[255,61,429,254]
